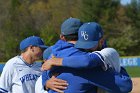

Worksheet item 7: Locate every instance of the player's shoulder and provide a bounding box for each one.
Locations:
[5,56,20,67]
[101,48,118,52]
[91,48,118,54]
[2,56,20,73]
[34,62,42,67]
[32,62,42,71]
[100,48,119,57]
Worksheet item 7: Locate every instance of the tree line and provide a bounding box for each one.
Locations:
[0,0,140,61]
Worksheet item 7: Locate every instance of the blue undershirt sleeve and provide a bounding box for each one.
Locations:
[114,67,132,92]
[62,53,104,68]
[42,71,50,88]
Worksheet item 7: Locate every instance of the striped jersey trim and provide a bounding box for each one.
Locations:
[93,52,108,71]
[0,88,8,93]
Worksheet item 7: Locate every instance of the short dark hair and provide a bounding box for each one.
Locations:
[63,33,78,41]
[20,47,28,53]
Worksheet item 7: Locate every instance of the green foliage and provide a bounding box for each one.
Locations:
[0,0,140,60]
[40,24,59,46]
[80,0,120,22]
[123,0,140,55]
[79,0,140,56]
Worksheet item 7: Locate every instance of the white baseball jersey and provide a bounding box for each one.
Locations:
[35,75,48,93]
[0,56,42,93]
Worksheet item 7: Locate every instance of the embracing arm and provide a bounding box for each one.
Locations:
[89,67,132,93]
[114,67,132,93]
[108,67,132,93]
[42,53,107,70]
[42,71,68,93]
[63,53,107,69]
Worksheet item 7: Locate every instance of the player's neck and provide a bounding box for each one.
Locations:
[21,53,34,64]
[67,41,76,44]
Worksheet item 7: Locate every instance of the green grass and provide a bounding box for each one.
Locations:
[125,66,140,77]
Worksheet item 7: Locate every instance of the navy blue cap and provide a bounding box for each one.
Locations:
[61,17,83,35]
[43,46,52,60]
[75,22,103,49]
[20,36,48,50]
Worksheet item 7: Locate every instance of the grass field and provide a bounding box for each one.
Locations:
[125,66,140,77]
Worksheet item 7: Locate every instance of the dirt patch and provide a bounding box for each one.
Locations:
[131,78,140,93]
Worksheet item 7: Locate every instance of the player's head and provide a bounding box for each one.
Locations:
[60,17,83,41]
[43,46,52,60]
[75,22,104,51]
[20,36,48,61]
[42,46,52,65]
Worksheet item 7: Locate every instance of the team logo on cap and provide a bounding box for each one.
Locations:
[81,31,88,40]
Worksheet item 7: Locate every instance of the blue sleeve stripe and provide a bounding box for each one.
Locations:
[0,88,8,92]
[0,91,4,93]
[93,52,108,71]
[94,52,104,61]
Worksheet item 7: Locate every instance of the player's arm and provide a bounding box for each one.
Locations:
[89,48,132,93]
[114,67,132,93]
[63,52,107,69]
[94,67,132,93]
[42,48,132,93]
[42,61,132,93]
[88,48,132,93]
[42,71,68,93]
[42,52,107,70]
[77,67,132,93]
[0,60,14,93]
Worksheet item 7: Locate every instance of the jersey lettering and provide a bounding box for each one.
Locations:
[20,74,40,84]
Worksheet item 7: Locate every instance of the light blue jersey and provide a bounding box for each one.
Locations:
[0,56,42,93]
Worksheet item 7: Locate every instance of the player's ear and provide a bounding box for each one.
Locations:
[99,38,104,46]
[60,34,66,41]
[28,45,34,52]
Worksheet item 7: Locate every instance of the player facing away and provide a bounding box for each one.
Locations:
[41,18,107,92]
[35,47,68,93]
[42,22,132,93]
[0,36,48,93]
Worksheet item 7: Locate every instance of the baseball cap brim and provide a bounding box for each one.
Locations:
[75,41,98,49]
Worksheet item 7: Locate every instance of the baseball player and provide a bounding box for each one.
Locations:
[42,21,132,93]
[35,47,68,93]
[42,47,129,93]
[0,36,48,93]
